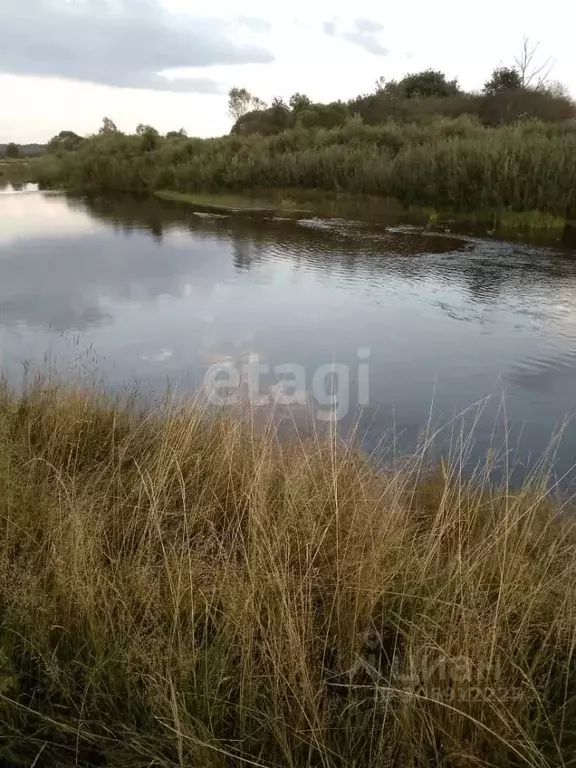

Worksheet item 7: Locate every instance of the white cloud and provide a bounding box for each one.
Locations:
[1,0,574,142]
[0,0,272,92]
[324,18,388,57]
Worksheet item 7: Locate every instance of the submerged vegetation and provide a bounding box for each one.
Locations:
[0,379,574,766]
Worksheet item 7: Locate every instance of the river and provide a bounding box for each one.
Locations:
[1,182,576,484]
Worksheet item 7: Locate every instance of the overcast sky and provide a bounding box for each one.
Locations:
[1,0,575,143]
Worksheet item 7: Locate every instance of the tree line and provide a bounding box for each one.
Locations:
[3,38,573,157]
[227,39,574,136]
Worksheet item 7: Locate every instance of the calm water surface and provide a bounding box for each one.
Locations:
[1,183,576,482]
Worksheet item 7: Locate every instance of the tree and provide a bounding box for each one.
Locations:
[480,78,574,124]
[166,128,188,139]
[6,142,20,158]
[398,70,460,99]
[228,88,266,122]
[135,124,160,151]
[228,87,251,121]
[136,124,159,137]
[545,80,570,99]
[374,76,387,93]
[373,76,405,98]
[289,93,312,113]
[98,117,119,135]
[232,104,294,136]
[47,130,83,152]
[483,67,522,96]
[268,98,293,132]
[514,37,554,90]
[484,40,555,99]
[297,102,349,129]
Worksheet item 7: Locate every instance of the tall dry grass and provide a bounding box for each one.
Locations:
[0,380,574,766]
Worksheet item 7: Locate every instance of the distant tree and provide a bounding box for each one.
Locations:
[136,124,159,137]
[166,128,188,139]
[232,104,294,136]
[398,70,460,99]
[373,76,403,98]
[483,67,522,96]
[349,87,479,125]
[289,93,312,113]
[135,125,160,151]
[268,99,293,132]
[229,88,252,121]
[480,83,575,124]
[374,76,387,93]
[545,80,571,99]
[99,117,119,135]
[484,40,556,98]
[297,102,349,129]
[228,87,266,122]
[5,142,20,158]
[47,130,83,152]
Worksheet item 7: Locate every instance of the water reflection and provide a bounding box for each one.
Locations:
[0,182,40,194]
[1,188,576,481]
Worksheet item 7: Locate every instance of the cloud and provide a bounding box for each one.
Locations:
[237,15,272,33]
[323,18,388,57]
[0,0,274,93]
[354,19,384,34]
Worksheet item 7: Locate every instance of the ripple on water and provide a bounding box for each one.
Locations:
[2,190,576,483]
[506,347,576,393]
[296,217,469,256]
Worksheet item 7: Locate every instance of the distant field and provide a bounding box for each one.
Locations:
[0,157,41,183]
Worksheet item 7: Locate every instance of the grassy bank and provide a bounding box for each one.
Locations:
[0,380,574,766]
[38,118,576,220]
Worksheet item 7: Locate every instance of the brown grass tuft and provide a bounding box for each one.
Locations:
[0,381,574,766]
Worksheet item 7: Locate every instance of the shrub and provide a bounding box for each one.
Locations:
[38,119,576,218]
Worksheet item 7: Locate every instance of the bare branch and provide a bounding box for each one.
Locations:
[513,37,555,90]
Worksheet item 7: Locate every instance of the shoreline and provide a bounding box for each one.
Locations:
[30,178,576,245]
[153,188,572,232]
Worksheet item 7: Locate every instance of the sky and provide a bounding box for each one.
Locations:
[1,0,575,143]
